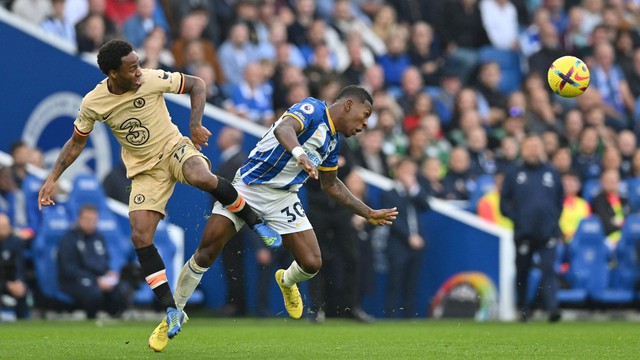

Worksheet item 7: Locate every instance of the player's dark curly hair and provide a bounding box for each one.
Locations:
[97,39,133,75]
[335,85,373,105]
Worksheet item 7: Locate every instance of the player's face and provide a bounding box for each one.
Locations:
[342,99,373,137]
[113,51,142,91]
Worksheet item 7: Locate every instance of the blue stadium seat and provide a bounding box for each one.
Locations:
[66,173,109,218]
[33,206,74,305]
[581,179,601,204]
[610,214,640,290]
[132,219,177,305]
[22,175,43,231]
[97,209,134,272]
[468,174,495,212]
[567,216,633,304]
[625,177,640,212]
[477,47,522,94]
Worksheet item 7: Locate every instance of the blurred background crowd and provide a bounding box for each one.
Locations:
[3,0,640,321]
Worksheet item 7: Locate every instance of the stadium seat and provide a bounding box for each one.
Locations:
[468,174,495,212]
[32,206,74,305]
[97,209,134,273]
[477,47,522,94]
[610,214,640,290]
[66,173,110,218]
[625,177,640,212]
[566,216,633,305]
[22,175,43,231]
[581,179,601,204]
[132,219,177,305]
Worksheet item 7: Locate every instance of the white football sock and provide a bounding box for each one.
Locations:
[282,260,316,287]
[174,255,208,310]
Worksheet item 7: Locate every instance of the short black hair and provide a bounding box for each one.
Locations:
[10,140,27,155]
[97,39,133,75]
[335,85,373,105]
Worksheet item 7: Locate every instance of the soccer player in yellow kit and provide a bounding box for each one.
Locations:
[37,40,281,339]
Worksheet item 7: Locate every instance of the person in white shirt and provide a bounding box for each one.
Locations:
[480,0,519,50]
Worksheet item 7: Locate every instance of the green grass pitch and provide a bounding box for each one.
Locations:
[1,318,639,359]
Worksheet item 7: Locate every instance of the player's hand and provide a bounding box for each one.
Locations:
[296,155,318,180]
[366,207,398,226]
[38,179,57,211]
[190,125,212,151]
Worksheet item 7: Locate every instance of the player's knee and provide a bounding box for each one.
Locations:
[194,248,217,268]
[131,227,153,248]
[300,255,322,274]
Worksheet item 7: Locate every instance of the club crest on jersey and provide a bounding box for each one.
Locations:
[133,97,145,108]
[301,103,314,114]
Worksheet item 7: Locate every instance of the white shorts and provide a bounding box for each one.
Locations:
[211,175,313,235]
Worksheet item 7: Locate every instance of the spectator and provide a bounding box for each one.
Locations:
[218,22,256,86]
[11,0,52,25]
[193,63,233,110]
[519,7,550,58]
[475,61,507,127]
[229,62,274,125]
[500,135,563,322]
[286,0,316,47]
[332,0,386,56]
[382,157,429,318]
[405,126,429,165]
[614,29,635,74]
[573,127,603,182]
[0,167,19,226]
[477,170,513,229]
[448,109,482,147]
[422,114,451,164]
[559,171,591,242]
[526,87,562,135]
[76,13,107,53]
[171,12,225,84]
[376,107,407,156]
[408,21,443,86]
[354,128,390,177]
[545,0,568,34]
[74,0,119,50]
[9,141,29,188]
[442,147,473,201]
[480,0,519,50]
[432,66,463,128]
[138,27,175,71]
[27,147,44,169]
[496,136,520,172]
[467,126,497,177]
[403,92,433,133]
[542,130,561,160]
[617,130,636,179]
[341,31,372,86]
[601,146,622,176]
[395,67,423,115]
[562,109,585,152]
[371,4,399,45]
[122,0,169,48]
[307,138,374,323]
[58,205,128,319]
[255,20,305,68]
[40,0,76,46]
[419,157,445,198]
[528,22,564,76]
[437,0,488,82]
[562,6,589,55]
[592,169,631,247]
[623,48,640,99]
[361,64,386,94]
[581,0,603,37]
[377,27,410,89]
[170,0,221,46]
[102,163,130,204]
[0,214,27,322]
[591,42,636,130]
[552,147,575,175]
[449,87,483,132]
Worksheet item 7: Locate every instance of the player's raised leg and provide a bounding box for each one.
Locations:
[275,230,322,319]
[181,156,281,248]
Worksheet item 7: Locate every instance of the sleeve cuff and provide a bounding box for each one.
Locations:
[284,113,305,131]
[317,165,338,172]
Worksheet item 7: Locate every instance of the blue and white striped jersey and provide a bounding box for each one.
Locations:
[240,97,339,191]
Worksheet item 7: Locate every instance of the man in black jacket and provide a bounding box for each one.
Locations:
[501,136,563,322]
[0,213,26,321]
[58,205,127,318]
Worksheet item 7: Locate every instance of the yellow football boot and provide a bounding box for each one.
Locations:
[148,310,189,352]
[275,269,303,319]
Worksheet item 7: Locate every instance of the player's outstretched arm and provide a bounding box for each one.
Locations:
[274,116,318,179]
[319,170,398,226]
[38,131,88,210]
[182,74,210,150]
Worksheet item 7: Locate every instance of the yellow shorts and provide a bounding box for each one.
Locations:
[128,137,211,216]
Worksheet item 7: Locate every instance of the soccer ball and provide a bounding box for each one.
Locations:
[547,56,590,98]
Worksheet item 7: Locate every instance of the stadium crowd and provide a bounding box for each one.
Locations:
[3,0,640,320]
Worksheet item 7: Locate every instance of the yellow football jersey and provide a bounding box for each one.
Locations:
[74,68,186,178]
